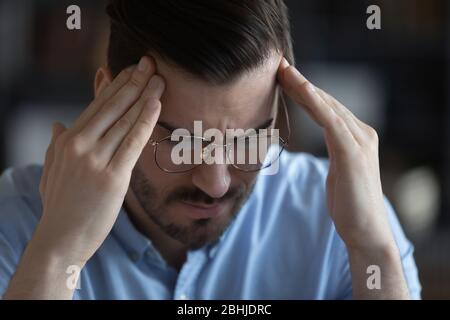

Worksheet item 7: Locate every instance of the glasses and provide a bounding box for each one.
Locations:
[149,87,291,173]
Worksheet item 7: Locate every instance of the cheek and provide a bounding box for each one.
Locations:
[230,169,259,190]
[139,143,159,171]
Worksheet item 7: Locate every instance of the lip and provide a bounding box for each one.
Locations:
[179,200,226,220]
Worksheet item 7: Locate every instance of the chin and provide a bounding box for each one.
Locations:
[160,208,235,249]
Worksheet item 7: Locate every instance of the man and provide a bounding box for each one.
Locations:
[1,0,420,299]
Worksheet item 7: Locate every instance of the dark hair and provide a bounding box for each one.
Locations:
[106,0,294,84]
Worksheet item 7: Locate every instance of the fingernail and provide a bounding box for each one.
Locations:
[281,57,290,69]
[138,56,150,72]
[148,75,165,98]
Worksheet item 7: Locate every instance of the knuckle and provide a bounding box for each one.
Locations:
[65,136,85,157]
[128,73,143,89]
[331,115,346,129]
[297,80,312,92]
[366,126,379,145]
[123,136,142,151]
[81,152,101,171]
[118,67,133,79]
[116,116,133,131]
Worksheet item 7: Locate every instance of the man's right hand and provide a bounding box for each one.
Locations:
[4,56,164,299]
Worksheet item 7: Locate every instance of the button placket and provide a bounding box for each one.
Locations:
[174,250,207,300]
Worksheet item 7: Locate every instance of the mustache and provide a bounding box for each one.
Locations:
[165,185,245,205]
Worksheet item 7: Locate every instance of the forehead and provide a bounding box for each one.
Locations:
[154,52,282,132]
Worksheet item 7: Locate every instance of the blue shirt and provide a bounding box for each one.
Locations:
[0,152,421,299]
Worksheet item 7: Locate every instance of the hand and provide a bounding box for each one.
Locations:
[277,58,410,299]
[36,56,164,264]
[277,58,395,251]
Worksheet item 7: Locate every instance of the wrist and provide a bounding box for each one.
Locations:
[339,214,397,255]
[3,227,86,299]
[345,239,400,262]
[30,219,90,267]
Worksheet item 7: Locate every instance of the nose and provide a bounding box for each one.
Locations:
[191,163,231,199]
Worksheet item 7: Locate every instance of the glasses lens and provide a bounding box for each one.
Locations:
[155,137,200,172]
[228,134,283,172]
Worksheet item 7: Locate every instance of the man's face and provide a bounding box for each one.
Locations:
[122,52,282,250]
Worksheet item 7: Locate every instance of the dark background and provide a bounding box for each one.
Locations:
[0,0,448,299]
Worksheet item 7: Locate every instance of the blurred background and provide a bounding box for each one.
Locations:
[0,0,448,299]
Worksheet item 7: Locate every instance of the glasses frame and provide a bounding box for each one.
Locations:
[149,86,291,173]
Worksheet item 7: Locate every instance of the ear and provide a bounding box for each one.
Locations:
[94,67,113,98]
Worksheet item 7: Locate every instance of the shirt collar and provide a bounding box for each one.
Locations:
[111,204,233,262]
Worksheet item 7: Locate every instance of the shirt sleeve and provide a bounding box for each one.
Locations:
[0,230,21,298]
[0,166,43,298]
[384,198,422,299]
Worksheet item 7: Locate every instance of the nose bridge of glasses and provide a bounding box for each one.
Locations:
[200,138,230,164]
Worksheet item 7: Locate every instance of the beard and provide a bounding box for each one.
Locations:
[129,164,255,250]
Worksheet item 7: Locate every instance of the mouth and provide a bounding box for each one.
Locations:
[178,200,228,220]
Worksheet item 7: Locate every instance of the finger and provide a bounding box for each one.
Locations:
[278,58,370,148]
[278,58,359,150]
[278,57,350,130]
[39,122,66,198]
[279,79,321,124]
[282,66,357,151]
[99,75,165,161]
[72,65,136,132]
[109,98,162,174]
[314,87,367,145]
[277,58,307,106]
[280,66,336,127]
[80,56,156,142]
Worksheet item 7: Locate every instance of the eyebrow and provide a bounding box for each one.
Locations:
[157,118,274,136]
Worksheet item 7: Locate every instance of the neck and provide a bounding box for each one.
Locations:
[124,189,187,271]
